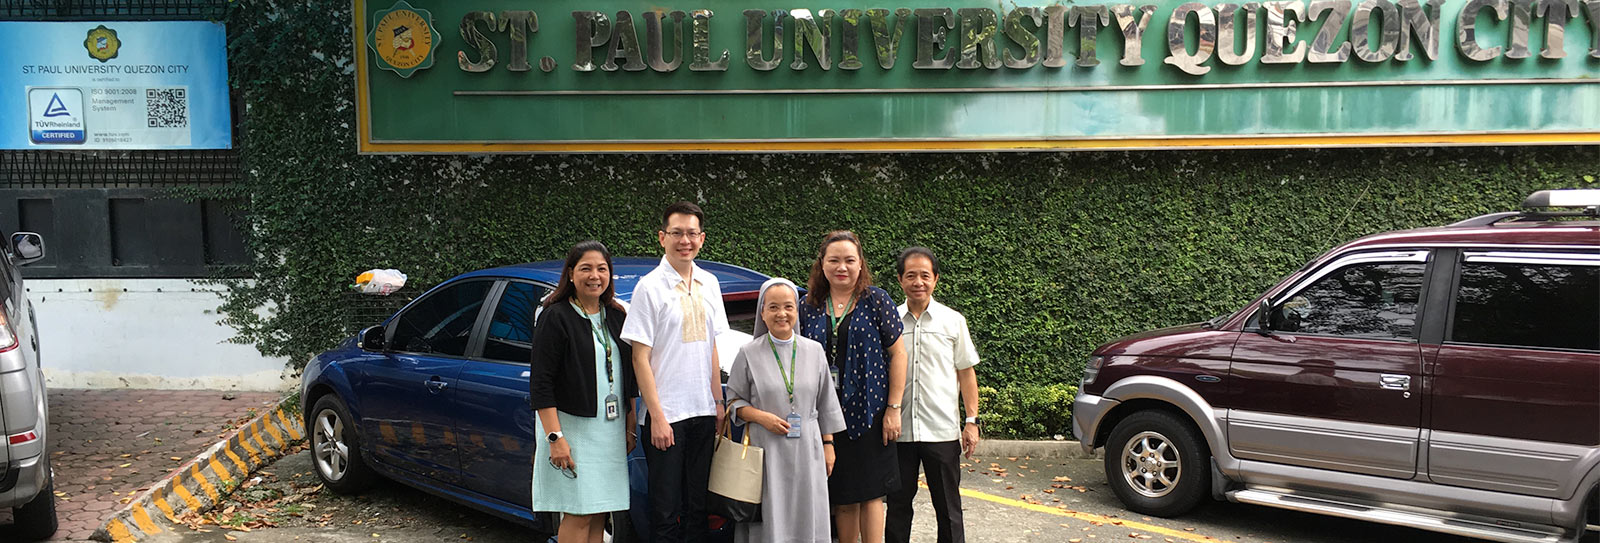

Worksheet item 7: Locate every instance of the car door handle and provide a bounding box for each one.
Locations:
[425,378,449,393]
[1379,374,1410,391]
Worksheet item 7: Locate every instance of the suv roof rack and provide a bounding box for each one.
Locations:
[1448,189,1600,228]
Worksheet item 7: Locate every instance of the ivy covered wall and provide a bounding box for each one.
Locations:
[216,2,1597,436]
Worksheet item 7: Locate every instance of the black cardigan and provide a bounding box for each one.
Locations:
[528,300,637,418]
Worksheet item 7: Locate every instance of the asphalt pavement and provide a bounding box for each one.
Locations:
[136,448,1502,543]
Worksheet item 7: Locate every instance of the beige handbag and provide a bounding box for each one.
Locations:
[707,418,763,521]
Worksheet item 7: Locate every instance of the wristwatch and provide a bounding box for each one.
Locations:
[964,416,980,426]
[547,431,565,443]
[887,403,903,410]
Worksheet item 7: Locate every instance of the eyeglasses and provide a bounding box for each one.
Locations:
[549,460,577,479]
[660,230,704,240]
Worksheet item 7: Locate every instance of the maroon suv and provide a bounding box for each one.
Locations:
[1073,189,1599,543]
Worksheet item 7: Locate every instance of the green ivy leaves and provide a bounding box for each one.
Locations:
[214,1,1598,438]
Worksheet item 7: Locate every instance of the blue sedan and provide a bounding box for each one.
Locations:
[299,258,768,541]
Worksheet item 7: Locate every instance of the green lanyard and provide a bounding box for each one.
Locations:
[768,336,797,406]
[824,293,857,362]
[825,292,857,332]
[571,301,615,390]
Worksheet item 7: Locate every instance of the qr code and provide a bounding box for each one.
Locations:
[146,88,189,128]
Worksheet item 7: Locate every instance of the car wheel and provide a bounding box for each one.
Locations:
[1103,410,1211,517]
[12,457,59,541]
[607,509,635,543]
[310,394,377,494]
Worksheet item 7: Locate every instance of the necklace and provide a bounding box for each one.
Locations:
[831,292,854,313]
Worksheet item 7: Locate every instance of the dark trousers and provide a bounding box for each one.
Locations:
[885,440,965,543]
[644,415,715,543]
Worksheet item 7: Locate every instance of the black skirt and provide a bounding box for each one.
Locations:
[827,408,900,505]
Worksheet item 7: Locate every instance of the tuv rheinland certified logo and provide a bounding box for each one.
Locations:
[28,88,86,144]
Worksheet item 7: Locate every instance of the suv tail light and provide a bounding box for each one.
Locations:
[1081,356,1105,387]
[8,430,37,445]
[0,310,16,353]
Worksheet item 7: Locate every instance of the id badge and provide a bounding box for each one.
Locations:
[829,366,842,390]
[604,394,620,421]
[785,412,802,439]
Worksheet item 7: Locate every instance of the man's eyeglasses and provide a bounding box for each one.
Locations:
[549,460,577,479]
[660,230,704,240]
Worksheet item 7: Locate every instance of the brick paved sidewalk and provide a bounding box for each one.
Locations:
[0,389,281,541]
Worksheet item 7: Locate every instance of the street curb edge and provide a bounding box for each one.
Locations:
[90,396,305,543]
[973,439,1102,460]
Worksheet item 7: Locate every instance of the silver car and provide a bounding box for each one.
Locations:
[0,231,52,540]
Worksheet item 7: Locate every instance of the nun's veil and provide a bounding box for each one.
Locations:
[751,277,800,338]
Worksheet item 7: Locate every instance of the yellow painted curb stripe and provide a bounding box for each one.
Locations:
[208,455,234,485]
[277,409,304,440]
[380,421,398,444]
[235,432,261,464]
[189,464,221,502]
[152,490,179,522]
[130,503,162,535]
[252,421,278,455]
[223,445,249,474]
[169,474,202,510]
[106,518,135,543]
[952,485,1222,543]
[262,416,287,447]
[410,423,426,445]
[442,429,456,446]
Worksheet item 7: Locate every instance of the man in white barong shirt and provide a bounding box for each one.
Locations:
[621,201,729,543]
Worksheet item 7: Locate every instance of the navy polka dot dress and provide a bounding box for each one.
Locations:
[801,286,904,504]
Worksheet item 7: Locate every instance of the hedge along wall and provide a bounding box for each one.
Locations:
[217,2,1597,435]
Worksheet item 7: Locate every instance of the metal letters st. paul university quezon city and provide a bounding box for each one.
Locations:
[353,0,1600,152]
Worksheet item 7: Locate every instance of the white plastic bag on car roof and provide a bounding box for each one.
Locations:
[354,269,407,295]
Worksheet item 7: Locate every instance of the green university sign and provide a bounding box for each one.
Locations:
[353,0,1600,152]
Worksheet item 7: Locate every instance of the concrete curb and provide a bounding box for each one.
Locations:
[973,439,1103,460]
[91,397,305,543]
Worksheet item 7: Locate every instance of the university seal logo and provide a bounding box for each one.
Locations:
[84,25,120,63]
[367,0,436,78]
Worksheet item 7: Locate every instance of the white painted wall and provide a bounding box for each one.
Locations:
[28,279,293,391]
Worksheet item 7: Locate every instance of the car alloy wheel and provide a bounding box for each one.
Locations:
[1120,430,1182,498]
[1103,410,1211,517]
[313,408,350,482]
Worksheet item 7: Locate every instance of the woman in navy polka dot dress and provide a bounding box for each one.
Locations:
[798,230,907,543]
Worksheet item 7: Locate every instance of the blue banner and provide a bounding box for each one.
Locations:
[1,21,231,150]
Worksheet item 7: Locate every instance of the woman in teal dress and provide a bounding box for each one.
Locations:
[530,241,636,543]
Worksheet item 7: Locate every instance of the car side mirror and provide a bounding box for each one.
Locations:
[11,232,44,266]
[358,325,387,352]
[1254,300,1273,336]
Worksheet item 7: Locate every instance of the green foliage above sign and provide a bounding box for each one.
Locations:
[354,0,1600,151]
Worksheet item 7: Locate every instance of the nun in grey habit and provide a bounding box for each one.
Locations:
[728,278,847,543]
